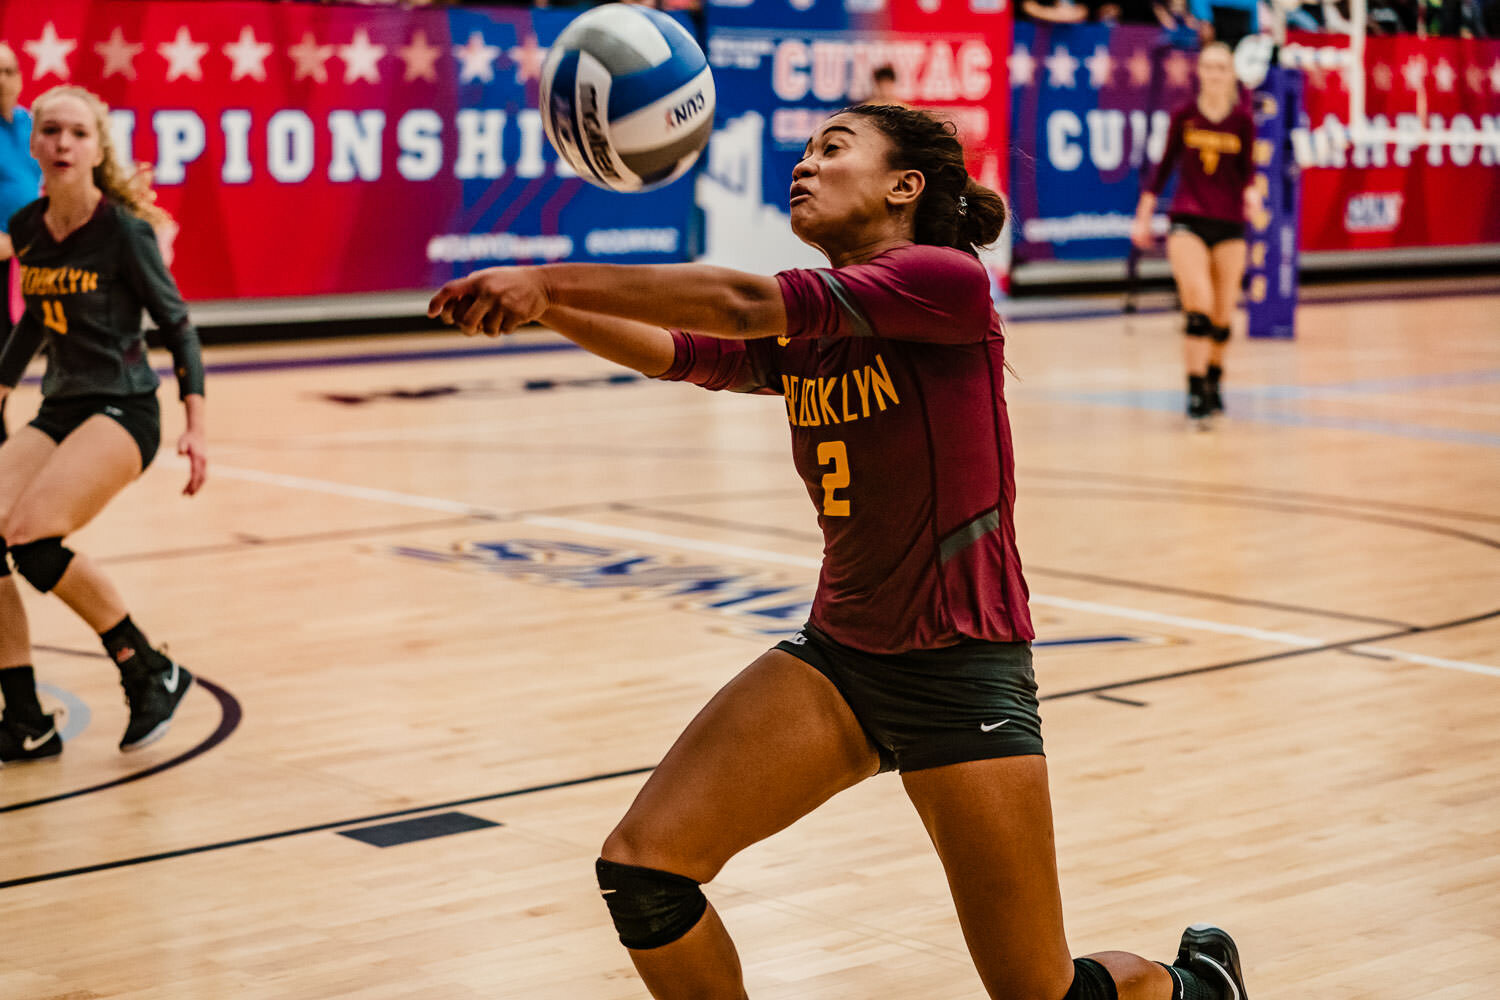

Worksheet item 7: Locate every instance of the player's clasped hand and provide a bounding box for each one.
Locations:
[428,267,551,338]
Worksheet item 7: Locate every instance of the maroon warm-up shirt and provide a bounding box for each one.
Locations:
[1147,101,1256,223]
[659,243,1034,655]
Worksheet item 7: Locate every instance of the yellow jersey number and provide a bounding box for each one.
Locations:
[817,440,851,517]
[41,299,68,335]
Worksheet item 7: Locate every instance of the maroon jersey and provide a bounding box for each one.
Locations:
[659,244,1033,654]
[1147,101,1256,223]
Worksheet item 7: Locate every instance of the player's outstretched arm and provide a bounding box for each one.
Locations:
[429,263,786,341]
[538,306,676,377]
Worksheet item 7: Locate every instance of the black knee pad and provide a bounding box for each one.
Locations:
[10,537,75,593]
[1184,311,1212,338]
[1063,958,1119,1000]
[595,858,708,950]
[1210,323,1231,344]
[0,536,9,579]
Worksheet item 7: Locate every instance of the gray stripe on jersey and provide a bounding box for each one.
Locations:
[814,271,875,338]
[938,509,1001,565]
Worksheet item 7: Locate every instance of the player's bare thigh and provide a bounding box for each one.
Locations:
[601,648,883,880]
[902,754,1077,1000]
[1207,238,1248,328]
[0,425,58,524]
[4,416,142,543]
[1167,230,1214,315]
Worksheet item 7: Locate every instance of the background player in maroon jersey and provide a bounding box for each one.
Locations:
[1131,43,1261,426]
[0,87,205,765]
[430,106,1249,1000]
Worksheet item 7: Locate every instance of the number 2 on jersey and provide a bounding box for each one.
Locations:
[817,440,851,517]
[41,299,68,335]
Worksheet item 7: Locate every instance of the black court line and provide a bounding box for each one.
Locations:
[1027,467,1500,527]
[1093,693,1148,707]
[0,677,242,815]
[605,503,1423,631]
[99,514,495,566]
[1041,607,1500,703]
[33,644,110,661]
[0,766,653,890]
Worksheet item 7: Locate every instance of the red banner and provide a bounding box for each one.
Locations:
[1288,32,1500,251]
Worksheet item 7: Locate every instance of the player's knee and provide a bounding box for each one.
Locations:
[9,537,75,593]
[1210,323,1231,344]
[1061,958,1119,1000]
[595,857,708,950]
[1183,311,1212,338]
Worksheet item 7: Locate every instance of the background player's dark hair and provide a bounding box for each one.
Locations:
[872,64,897,83]
[840,104,1007,258]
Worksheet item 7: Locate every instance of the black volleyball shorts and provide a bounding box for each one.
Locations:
[30,392,162,469]
[775,624,1044,774]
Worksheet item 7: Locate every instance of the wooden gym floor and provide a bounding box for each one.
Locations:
[3,278,1498,999]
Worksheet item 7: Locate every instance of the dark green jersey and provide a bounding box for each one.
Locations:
[0,197,205,400]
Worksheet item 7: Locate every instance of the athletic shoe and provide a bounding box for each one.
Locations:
[1204,384,1224,416]
[1187,393,1213,430]
[119,656,193,751]
[1176,923,1249,1000]
[0,711,62,765]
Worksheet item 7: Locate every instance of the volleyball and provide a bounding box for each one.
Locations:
[539,4,715,193]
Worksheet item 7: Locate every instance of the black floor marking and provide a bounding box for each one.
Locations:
[0,766,652,890]
[33,644,110,661]
[1093,693,1148,707]
[339,811,500,847]
[0,677,242,815]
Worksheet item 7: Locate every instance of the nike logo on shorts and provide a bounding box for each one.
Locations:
[979,719,1010,732]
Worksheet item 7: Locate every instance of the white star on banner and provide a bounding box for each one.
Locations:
[508,34,547,84]
[338,28,386,85]
[1085,45,1112,89]
[24,22,77,81]
[1465,64,1486,94]
[288,32,333,84]
[1126,48,1152,87]
[1489,61,1500,95]
[159,26,209,82]
[1431,57,1455,93]
[1371,63,1393,91]
[1008,45,1035,87]
[399,30,442,83]
[1401,55,1426,92]
[1162,50,1193,89]
[454,31,501,84]
[94,27,143,80]
[224,26,273,82]
[1044,46,1079,89]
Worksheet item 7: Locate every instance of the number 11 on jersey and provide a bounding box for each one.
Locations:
[42,299,69,335]
[817,440,851,517]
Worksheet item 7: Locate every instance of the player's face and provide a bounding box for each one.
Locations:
[0,47,20,113]
[32,95,102,186]
[1197,50,1236,102]
[789,115,905,251]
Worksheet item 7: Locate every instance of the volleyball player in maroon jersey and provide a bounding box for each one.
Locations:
[1132,43,1261,426]
[431,106,1249,1000]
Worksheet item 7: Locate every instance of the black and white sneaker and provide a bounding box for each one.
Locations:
[1176,923,1249,1000]
[0,711,63,765]
[119,656,193,751]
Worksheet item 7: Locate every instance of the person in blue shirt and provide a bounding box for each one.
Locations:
[0,43,43,444]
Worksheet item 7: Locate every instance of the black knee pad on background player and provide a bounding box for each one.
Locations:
[0,536,9,578]
[1064,957,1119,1000]
[1184,312,1212,338]
[1210,324,1231,344]
[9,537,75,593]
[595,858,708,950]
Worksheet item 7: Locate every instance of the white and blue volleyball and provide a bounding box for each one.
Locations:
[539,4,715,193]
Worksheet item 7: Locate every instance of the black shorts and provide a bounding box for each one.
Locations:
[30,392,162,469]
[775,624,1044,774]
[1170,214,1246,249]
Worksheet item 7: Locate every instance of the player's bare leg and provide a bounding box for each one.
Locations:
[0,426,56,668]
[904,755,1175,1000]
[1167,231,1216,424]
[599,649,882,999]
[1205,239,1247,416]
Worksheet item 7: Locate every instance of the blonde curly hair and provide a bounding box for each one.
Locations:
[31,85,171,229]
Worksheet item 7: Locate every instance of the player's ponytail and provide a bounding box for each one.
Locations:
[31,85,173,231]
[841,103,1008,257]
